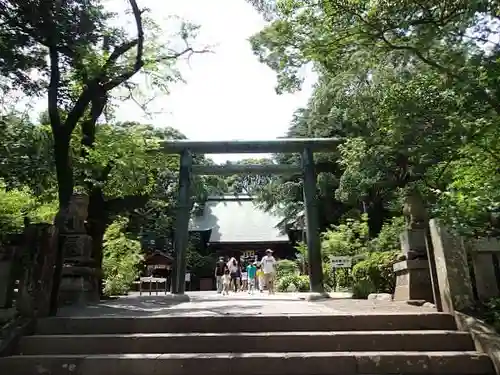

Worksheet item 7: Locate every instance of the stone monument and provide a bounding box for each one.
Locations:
[393,190,434,302]
[57,193,99,305]
[16,224,59,317]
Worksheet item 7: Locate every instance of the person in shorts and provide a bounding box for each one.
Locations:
[261,249,277,295]
[240,261,248,292]
[256,265,264,292]
[214,257,227,294]
[246,262,257,294]
[228,257,240,293]
[222,269,231,295]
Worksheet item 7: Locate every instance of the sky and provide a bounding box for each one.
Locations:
[30,0,315,163]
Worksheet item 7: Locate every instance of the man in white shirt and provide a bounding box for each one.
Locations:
[261,249,277,295]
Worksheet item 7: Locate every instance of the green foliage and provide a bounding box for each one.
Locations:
[186,249,216,278]
[277,274,310,292]
[484,298,500,332]
[246,0,500,237]
[275,259,299,278]
[321,214,370,257]
[351,251,399,298]
[352,279,377,300]
[0,181,56,240]
[371,217,405,253]
[0,184,34,237]
[102,217,143,296]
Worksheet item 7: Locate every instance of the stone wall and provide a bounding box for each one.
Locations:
[429,219,500,313]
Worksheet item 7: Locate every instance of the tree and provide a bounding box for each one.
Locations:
[247,0,500,236]
[0,0,207,212]
[0,112,55,195]
[223,158,276,195]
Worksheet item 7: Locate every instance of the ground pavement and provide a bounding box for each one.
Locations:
[56,290,436,317]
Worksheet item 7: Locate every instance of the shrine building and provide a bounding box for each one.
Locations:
[189,195,299,260]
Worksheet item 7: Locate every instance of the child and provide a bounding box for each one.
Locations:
[222,269,231,295]
[246,262,257,294]
[241,262,248,292]
[256,265,264,293]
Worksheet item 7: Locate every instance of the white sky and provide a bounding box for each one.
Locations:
[31,0,315,163]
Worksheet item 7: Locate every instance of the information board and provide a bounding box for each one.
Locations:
[331,256,352,268]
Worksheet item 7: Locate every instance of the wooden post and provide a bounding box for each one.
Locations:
[173,150,192,294]
[301,147,324,293]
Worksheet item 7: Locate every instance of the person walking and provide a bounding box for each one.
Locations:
[214,257,227,294]
[227,257,240,293]
[222,269,231,295]
[261,249,277,295]
[256,265,264,293]
[247,262,257,294]
[240,260,248,292]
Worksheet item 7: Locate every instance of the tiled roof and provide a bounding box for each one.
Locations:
[189,195,289,243]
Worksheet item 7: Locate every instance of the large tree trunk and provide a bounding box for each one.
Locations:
[366,198,390,238]
[53,132,74,208]
[86,188,109,297]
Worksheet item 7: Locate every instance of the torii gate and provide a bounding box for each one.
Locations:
[160,138,341,297]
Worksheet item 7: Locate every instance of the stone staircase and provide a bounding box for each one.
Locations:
[0,312,495,374]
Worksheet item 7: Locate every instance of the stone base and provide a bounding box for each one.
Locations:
[58,276,99,306]
[167,293,190,302]
[393,260,433,303]
[300,292,331,301]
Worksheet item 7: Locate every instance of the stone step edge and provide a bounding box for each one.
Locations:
[22,330,468,339]
[4,351,488,359]
[39,312,452,320]
[4,350,493,374]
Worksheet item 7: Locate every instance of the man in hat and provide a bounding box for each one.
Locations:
[261,249,277,295]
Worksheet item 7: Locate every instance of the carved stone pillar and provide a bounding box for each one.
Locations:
[393,190,434,302]
[15,224,58,317]
[57,193,99,305]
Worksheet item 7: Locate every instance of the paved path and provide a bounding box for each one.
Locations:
[56,291,435,317]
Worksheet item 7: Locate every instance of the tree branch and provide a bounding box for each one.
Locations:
[105,194,150,215]
[102,0,144,91]
[48,46,61,131]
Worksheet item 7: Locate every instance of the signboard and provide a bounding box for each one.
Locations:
[242,250,255,258]
[331,256,352,269]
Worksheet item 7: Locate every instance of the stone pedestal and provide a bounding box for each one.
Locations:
[393,260,434,302]
[57,194,99,306]
[58,234,99,305]
[400,228,427,260]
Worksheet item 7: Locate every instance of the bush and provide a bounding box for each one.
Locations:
[484,297,500,332]
[351,251,399,298]
[102,217,143,296]
[276,259,299,278]
[277,274,310,292]
[321,214,370,258]
[352,278,376,299]
[370,217,405,252]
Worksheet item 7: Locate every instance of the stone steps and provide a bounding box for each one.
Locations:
[0,351,493,374]
[34,312,457,334]
[19,330,474,354]
[0,313,495,374]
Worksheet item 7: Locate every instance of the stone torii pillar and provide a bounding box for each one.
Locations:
[301,147,325,296]
[171,149,192,296]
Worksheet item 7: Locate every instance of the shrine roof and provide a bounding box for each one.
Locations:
[189,195,289,243]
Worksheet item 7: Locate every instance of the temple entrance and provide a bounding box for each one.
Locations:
[160,138,340,296]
